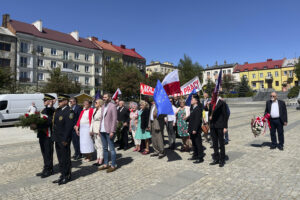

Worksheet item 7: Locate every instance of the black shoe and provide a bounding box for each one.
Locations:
[225,155,229,161]
[41,170,53,178]
[219,161,225,167]
[74,155,82,160]
[210,160,219,165]
[158,154,165,159]
[150,153,159,157]
[270,145,277,149]
[278,146,284,151]
[72,154,77,159]
[193,158,204,164]
[117,147,124,151]
[188,156,197,161]
[203,146,206,151]
[123,146,129,151]
[93,163,101,166]
[58,178,69,185]
[225,141,229,145]
[52,175,63,184]
[36,171,44,176]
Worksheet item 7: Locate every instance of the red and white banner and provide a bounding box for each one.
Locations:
[180,76,202,95]
[140,83,154,96]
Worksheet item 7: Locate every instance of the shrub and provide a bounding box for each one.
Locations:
[287,86,300,99]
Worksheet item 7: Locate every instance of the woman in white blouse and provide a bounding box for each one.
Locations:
[90,99,104,166]
[75,100,94,162]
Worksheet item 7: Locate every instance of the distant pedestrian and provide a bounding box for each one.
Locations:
[265,92,288,150]
[176,99,191,152]
[117,101,130,150]
[165,98,177,150]
[129,102,141,152]
[28,102,37,114]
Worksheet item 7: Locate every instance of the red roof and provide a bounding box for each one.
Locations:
[93,40,121,53]
[9,20,99,50]
[112,44,145,60]
[233,59,284,73]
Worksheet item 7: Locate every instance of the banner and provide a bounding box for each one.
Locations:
[140,83,155,96]
[180,76,202,95]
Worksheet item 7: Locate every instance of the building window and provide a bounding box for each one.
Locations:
[37,45,43,53]
[207,72,210,76]
[74,76,79,83]
[38,73,44,81]
[0,42,11,51]
[63,62,68,68]
[275,81,279,86]
[0,58,10,67]
[214,71,218,75]
[95,56,99,64]
[115,58,120,62]
[85,66,89,72]
[267,72,272,77]
[74,64,79,71]
[105,56,111,62]
[289,70,293,77]
[51,61,56,68]
[85,54,89,61]
[227,69,231,74]
[75,52,79,60]
[51,48,57,55]
[252,74,256,78]
[20,42,28,53]
[252,82,256,87]
[63,51,68,60]
[95,68,99,73]
[19,71,29,82]
[85,77,89,84]
[264,66,268,69]
[274,65,279,69]
[260,73,263,78]
[275,71,279,77]
[284,71,287,76]
[223,70,226,74]
[38,59,44,66]
[20,57,28,67]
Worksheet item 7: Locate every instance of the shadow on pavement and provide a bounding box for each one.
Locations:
[250,142,272,148]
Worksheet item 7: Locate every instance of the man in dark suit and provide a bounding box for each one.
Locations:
[52,94,75,185]
[69,97,82,160]
[117,100,130,150]
[36,94,55,178]
[265,92,288,150]
[187,94,205,164]
[209,97,229,167]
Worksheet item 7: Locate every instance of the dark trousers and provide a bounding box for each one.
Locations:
[211,128,225,162]
[270,118,284,147]
[39,136,53,171]
[119,126,129,148]
[190,132,204,158]
[55,141,71,177]
[71,130,81,156]
[167,121,176,148]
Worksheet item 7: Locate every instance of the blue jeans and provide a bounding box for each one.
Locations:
[100,132,116,167]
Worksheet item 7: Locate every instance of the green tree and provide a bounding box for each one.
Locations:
[178,54,203,85]
[204,79,216,97]
[222,74,235,93]
[41,68,81,94]
[237,76,251,97]
[295,57,300,85]
[103,61,125,94]
[145,72,164,88]
[0,67,15,93]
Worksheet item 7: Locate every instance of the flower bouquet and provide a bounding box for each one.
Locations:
[16,112,48,132]
[250,113,271,137]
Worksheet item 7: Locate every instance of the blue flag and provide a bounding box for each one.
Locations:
[185,89,197,106]
[153,80,174,116]
[94,90,101,100]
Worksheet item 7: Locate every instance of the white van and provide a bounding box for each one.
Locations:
[0,93,57,125]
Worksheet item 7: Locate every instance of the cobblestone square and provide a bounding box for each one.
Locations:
[0,103,299,200]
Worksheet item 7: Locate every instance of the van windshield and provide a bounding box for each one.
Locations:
[0,100,8,110]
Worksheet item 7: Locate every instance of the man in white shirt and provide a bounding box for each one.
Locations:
[28,102,37,114]
[265,92,288,150]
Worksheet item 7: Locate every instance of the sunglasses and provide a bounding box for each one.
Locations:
[270,95,276,97]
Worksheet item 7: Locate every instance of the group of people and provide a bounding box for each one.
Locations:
[34,90,287,186]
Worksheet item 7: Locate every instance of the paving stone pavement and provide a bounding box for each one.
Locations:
[0,105,299,200]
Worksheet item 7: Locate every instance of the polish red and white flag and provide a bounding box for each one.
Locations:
[112,88,122,100]
[162,69,181,95]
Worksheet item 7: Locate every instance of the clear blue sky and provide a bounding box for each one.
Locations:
[1,0,300,67]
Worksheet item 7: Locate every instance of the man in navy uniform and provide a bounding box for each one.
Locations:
[36,94,55,178]
[69,97,82,160]
[52,94,75,185]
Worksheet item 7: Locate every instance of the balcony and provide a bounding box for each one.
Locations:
[265,76,273,82]
[20,63,28,68]
[19,77,30,82]
[61,68,73,73]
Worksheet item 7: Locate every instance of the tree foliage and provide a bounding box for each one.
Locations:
[0,67,15,93]
[204,79,216,97]
[222,74,235,93]
[237,76,251,97]
[145,72,164,88]
[178,54,203,85]
[295,57,300,85]
[41,68,81,94]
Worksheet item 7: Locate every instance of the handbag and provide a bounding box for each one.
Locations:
[202,123,209,134]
